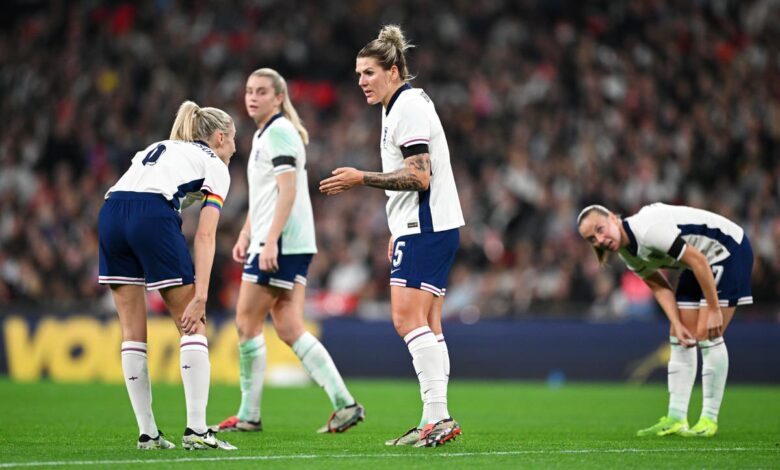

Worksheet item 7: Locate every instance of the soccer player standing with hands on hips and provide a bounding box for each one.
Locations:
[577,203,753,437]
[210,68,364,435]
[320,25,465,448]
[98,101,237,450]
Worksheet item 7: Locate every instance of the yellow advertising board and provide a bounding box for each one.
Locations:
[3,316,316,384]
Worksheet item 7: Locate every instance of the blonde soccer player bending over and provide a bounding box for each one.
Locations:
[320,25,465,447]
[210,68,364,435]
[98,101,237,450]
[577,203,754,437]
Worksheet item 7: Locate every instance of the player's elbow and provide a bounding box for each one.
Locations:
[194,230,216,245]
[686,248,709,269]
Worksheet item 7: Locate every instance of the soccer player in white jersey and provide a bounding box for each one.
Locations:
[578,203,754,437]
[98,101,237,451]
[320,25,465,447]
[210,68,363,435]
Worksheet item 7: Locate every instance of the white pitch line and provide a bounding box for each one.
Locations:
[0,448,776,468]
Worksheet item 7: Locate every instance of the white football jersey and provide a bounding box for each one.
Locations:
[106,140,230,210]
[247,114,316,255]
[618,203,744,278]
[380,84,465,237]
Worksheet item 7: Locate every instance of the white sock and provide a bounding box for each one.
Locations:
[237,335,266,423]
[699,337,728,422]
[417,333,450,428]
[121,341,158,437]
[180,334,210,434]
[292,331,354,410]
[667,336,697,421]
[405,326,448,425]
[437,334,450,384]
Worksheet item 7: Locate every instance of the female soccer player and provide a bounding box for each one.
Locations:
[210,68,363,434]
[320,25,465,447]
[98,101,237,450]
[577,203,754,437]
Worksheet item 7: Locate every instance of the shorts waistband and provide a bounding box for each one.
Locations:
[107,191,175,208]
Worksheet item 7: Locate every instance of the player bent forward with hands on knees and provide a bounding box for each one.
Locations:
[320,25,465,448]
[98,100,237,451]
[577,203,754,438]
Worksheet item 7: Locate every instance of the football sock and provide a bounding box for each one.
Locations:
[180,334,210,434]
[405,326,448,425]
[437,334,450,385]
[417,333,451,428]
[292,331,354,410]
[237,334,266,423]
[121,341,158,437]
[699,337,728,422]
[667,336,697,421]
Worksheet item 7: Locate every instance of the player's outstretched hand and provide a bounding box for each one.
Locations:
[319,168,363,195]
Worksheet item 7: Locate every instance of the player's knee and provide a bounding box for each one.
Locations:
[275,326,301,346]
[235,311,262,340]
[273,315,304,346]
[391,312,425,337]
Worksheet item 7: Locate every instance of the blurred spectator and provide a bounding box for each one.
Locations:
[0,0,778,319]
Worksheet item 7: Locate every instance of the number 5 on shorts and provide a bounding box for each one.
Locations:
[392,241,406,268]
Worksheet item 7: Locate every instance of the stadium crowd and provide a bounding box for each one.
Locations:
[1,0,779,320]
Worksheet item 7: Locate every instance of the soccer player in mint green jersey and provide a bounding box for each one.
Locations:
[578,203,754,438]
[211,69,363,435]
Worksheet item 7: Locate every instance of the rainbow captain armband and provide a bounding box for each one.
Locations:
[203,193,224,211]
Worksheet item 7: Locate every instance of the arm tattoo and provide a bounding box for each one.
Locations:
[363,154,431,191]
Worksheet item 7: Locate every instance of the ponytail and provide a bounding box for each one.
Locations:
[169,100,233,142]
[357,24,415,81]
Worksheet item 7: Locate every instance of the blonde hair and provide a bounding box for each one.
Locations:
[249,68,309,145]
[169,100,233,142]
[576,204,613,265]
[357,24,415,81]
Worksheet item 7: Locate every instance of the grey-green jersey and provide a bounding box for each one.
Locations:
[247,114,316,255]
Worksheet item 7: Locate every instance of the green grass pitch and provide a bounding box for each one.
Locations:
[0,379,778,469]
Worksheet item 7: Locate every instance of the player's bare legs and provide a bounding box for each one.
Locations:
[390,287,458,447]
[112,285,148,342]
[112,284,172,448]
[269,284,305,345]
[682,306,735,437]
[215,281,276,431]
[214,282,360,433]
[159,285,236,449]
[274,283,361,432]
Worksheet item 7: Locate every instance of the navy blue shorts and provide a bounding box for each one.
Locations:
[389,228,459,297]
[676,234,754,308]
[242,250,313,290]
[98,192,194,290]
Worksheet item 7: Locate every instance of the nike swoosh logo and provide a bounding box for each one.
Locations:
[201,438,219,449]
[391,269,401,274]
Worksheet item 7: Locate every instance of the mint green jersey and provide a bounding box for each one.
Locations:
[247,114,316,255]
